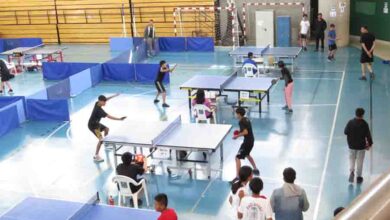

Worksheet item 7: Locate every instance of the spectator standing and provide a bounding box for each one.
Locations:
[299,14,310,51]
[359,26,376,81]
[144,19,156,57]
[313,13,327,52]
[344,108,373,183]
[270,167,310,220]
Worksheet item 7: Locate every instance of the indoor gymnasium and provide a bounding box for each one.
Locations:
[0,0,389,219]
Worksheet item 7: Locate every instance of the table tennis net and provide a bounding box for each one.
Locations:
[67,192,100,220]
[260,44,271,56]
[151,115,182,147]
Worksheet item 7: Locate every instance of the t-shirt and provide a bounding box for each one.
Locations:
[116,163,145,193]
[328,30,336,45]
[280,67,293,87]
[300,20,310,34]
[360,33,375,52]
[239,117,254,142]
[344,118,373,150]
[155,67,168,82]
[158,208,178,220]
[238,196,273,220]
[243,59,258,74]
[88,102,108,129]
[192,98,212,117]
[230,183,250,212]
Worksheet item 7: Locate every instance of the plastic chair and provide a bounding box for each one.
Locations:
[193,104,212,124]
[112,175,149,209]
[0,58,17,74]
[242,63,258,77]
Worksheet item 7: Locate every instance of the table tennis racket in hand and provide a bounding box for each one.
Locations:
[170,64,178,72]
[271,78,279,85]
[233,130,240,139]
[120,116,127,120]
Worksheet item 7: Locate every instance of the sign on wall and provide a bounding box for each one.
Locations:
[384,2,389,14]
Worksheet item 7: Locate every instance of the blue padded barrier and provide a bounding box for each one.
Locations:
[0,96,26,123]
[28,89,48,100]
[134,64,169,84]
[19,38,43,47]
[0,105,20,137]
[158,37,186,52]
[0,39,4,53]
[277,16,291,47]
[107,50,132,63]
[90,64,103,86]
[26,99,70,121]
[133,37,144,47]
[43,62,99,80]
[70,68,92,97]
[46,79,71,99]
[109,37,133,51]
[102,63,136,82]
[4,39,20,51]
[187,37,214,51]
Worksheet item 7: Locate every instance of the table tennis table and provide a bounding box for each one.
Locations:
[0,45,64,72]
[180,72,276,113]
[0,197,159,220]
[229,45,302,72]
[103,115,232,179]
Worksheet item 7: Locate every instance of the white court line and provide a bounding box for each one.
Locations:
[269,104,336,107]
[313,70,346,220]
[190,177,217,213]
[296,69,344,73]
[294,77,341,80]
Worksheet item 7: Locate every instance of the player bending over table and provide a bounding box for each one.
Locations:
[154,60,177,108]
[278,61,294,113]
[233,107,259,182]
[0,59,14,94]
[88,94,126,162]
[154,193,178,220]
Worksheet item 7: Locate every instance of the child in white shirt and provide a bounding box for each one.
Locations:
[299,14,310,51]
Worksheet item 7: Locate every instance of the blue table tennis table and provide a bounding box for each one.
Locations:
[229,46,302,72]
[0,197,159,220]
[180,72,276,113]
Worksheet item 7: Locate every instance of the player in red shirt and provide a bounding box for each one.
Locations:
[154,193,178,220]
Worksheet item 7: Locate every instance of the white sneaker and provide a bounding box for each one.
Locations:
[93,155,104,162]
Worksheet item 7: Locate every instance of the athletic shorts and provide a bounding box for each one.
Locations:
[88,123,107,139]
[328,44,337,51]
[236,140,254,159]
[360,52,374,64]
[300,34,307,39]
[155,81,166,93]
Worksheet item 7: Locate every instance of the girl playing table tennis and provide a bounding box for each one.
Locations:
[278,61,294,113]
[0,59,14,94]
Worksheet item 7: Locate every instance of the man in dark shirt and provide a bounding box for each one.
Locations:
[278,61,294,113]
[88,94,126,162]
[233,107,259,182]
[344,108,373,183]
[314,13,327,52]
[359,26,376,81]
[154,60,176,108]
[144,19,156,57]
[116,152,147,193]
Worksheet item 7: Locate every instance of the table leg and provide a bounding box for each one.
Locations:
[114,144,118,167]
[259,93,262,113]
[188,90,192,110]
[220,143,224,161]
[238,92,241,107]
[208,151,212,179]
[292,58,294,72]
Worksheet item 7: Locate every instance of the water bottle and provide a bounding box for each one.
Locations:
[108,196,114,206]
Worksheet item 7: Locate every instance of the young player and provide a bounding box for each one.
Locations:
[154,60,176,107]
[238,177,273,220]
[88,94,127,162]
[299,14,310,51]
[0,59,14,94]
[233,107,259,181]
[278,61,294,113]
[327,24,338,61]
[154,193,178,220]
[359,26,376,80]
[229,166,253,219]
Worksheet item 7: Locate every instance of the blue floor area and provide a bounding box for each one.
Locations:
[0,46,390,220]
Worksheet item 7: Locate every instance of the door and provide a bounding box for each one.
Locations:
[255,10,274,47]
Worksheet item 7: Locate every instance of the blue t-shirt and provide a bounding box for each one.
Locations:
[328,30,336,45]
[242,58,258,73]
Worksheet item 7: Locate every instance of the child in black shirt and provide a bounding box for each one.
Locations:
[154,60,176,108]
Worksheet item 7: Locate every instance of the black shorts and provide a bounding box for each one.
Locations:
[88,123,107,139]
[360,52,374,64]
[155,81,166,93]
[300,34,307,39]
[328,44,337,51]
[236,140,254,159]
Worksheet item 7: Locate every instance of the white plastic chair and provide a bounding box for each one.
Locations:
[112,175,149,208]
[193,104,212,124]
[242,63,258,78]
[0,58,17,74]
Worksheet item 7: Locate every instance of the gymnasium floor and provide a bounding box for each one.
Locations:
[0,45,389,220]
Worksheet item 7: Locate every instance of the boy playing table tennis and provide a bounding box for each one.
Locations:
[154,60,177,108]
[154,193,178,220]
[88,94,127,162]
[233,107,259,182]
